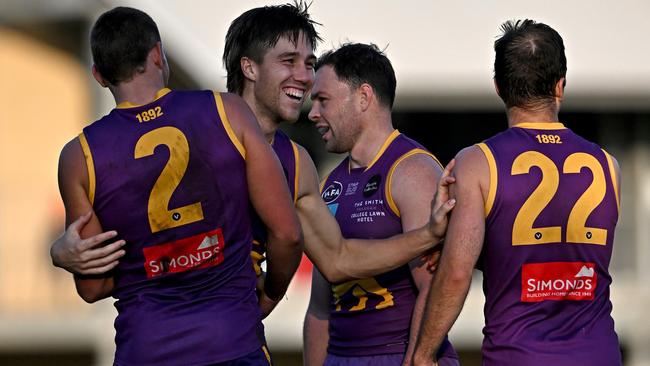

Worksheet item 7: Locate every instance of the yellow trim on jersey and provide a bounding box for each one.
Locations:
[291,141,300,203]
[319,173,331,194]
[116,88,171,109]
[213,92,246,159]
[512,122,566,130]
[351,129,400,173]
[602,149,620,212]
[262,345,272,365]
[78,133,96,205]
[476,143,497,217]
[385,148,440,218]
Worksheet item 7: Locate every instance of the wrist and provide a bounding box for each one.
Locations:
[263,283,285,302]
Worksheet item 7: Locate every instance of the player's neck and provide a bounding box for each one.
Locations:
[241,90,280,144]
[506,105,559,128]
[349,114,394,169]
[111,77,167,107]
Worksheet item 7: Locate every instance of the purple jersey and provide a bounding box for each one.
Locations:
[80,89,262,365]
[250,130,299,276]
[321,131,456,359]
[478,122,621,366]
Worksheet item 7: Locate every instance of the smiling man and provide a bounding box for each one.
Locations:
[221,3,457,295]
[52,4,455,287]
[304,43,459,366]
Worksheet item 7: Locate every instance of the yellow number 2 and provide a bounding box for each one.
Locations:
[511,151,608,246]
[134,127,204,233]
[511,152,562,244]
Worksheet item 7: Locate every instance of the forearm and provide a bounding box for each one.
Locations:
[74,276,114,303]
[404,285,430,365]
[336,226,439,281]
[264,233,302,300]
[413,270,472,363]
[303,311,329,366]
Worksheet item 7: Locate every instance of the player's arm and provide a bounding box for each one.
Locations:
[296,145,456,283]
[222,93,302,304]
[412,146,487,365]
[50,213,126,275]
[303,267,331,366]
[58,138,115,303]
[386,154,442,365]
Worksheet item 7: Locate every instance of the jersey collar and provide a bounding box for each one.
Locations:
[116,88,172,109]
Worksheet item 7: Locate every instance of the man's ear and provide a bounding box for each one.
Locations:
[493,79,501,97]
[240,57,257,82]
[151,41,165,70]
[554,77,565,101]
[92,65,108,88]
[358,83,374,112]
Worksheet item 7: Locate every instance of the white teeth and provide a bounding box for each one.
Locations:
[283,87,304,100]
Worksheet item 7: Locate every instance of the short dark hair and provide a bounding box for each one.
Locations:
[90,7,161,85]
[223,1,321,95]
[316,43,397,109]
[494,19,567,108]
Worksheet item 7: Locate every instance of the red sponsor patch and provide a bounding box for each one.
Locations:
[143,228,225,278]
[521,262,596,302]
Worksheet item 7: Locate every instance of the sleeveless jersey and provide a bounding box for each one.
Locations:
[478,122,621,366]
[321,130,456,359]
[80,89,261,365]
[250,129,299,276]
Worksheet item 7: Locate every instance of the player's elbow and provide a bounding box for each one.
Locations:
[318,244,356,284]
[74,279,112,303]
[319,267,347,284]
[76,288,107,303]
[280,224,303,249]
[444,265,473,290]
[269,222,303,252]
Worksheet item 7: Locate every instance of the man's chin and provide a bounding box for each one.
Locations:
[280,110,302,123]
[325,142,345,154]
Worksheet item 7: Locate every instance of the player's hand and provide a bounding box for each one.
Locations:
[424,243,443,273]
[256,273,281,319]
[50,212,126,275]
[428,159,456,240]
[258,289,281,319]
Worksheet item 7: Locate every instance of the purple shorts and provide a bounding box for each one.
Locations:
[208,346,272,366]
[324,353,459,366]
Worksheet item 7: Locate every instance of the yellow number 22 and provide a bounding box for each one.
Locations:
[134,127,204,233]
[511,151,607,246]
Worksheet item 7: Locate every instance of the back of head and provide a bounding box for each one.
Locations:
[223,1,321,95]
[316,43,396,109]
[494,19,566,109]
[91,7,161,86]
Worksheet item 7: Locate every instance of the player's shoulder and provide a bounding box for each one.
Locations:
[453,144,490,177]
[292,141,311,161]
[391,151,441,176]
[218,92,250,114]
[58,135,86,176]
[216,92,257,131]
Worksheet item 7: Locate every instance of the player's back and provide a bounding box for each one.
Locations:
[80,89,261,365]
[478,122,621,366]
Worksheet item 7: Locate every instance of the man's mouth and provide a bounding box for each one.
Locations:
[317,125,330,137]
[282,87,304,101]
